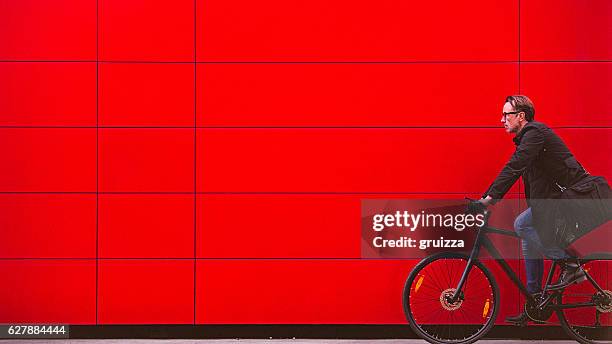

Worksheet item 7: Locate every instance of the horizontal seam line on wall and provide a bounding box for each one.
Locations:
[1,60,611,64]
[0,257,517,261]
[0,192,521,195]
[0,126,610,129]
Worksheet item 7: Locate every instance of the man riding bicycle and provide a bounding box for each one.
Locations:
[471,95,589,325]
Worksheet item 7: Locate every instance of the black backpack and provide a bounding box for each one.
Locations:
[553,175,612,248]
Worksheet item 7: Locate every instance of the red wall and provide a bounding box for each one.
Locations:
[0,0,610,325]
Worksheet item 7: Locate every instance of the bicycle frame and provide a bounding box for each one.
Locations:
[449,223,535,302]
[449,217,605,312]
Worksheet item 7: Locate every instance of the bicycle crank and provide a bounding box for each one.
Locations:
[524,293,554,323]
[525,302,554,323]
[593,290,612,313]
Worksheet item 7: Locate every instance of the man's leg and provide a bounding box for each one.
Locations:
[512,208,583,293]
[506,208,546,325]
[514,208,544,294]
[518,226,584,290]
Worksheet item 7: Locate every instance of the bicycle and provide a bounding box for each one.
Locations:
[402,205,611,344]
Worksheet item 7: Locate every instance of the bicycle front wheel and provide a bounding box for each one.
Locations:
[557,258,612,344]
[403,252,499,344]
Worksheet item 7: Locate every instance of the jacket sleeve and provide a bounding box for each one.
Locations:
[483,127,545,200]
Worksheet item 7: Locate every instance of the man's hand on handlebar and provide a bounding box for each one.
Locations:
[466,200,487,214]
[466,196,493,214]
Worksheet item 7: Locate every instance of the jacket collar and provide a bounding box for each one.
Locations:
[513,121,538,146]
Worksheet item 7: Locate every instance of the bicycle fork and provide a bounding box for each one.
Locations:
[449,230,484,303]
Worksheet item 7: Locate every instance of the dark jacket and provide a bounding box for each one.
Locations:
[484,121,589,246]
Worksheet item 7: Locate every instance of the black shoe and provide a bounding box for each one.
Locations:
[548,263,586,290]
[506,293,545,326]
[505,311,529,326]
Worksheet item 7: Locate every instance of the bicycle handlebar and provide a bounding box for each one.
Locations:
[464,197,492,227]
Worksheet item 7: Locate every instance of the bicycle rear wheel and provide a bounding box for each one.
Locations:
[403,252,499,344]
[557,258,612,344]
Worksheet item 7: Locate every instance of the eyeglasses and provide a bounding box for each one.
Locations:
[502,111,521,121]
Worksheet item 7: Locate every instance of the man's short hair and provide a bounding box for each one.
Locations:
[505,95,535,122]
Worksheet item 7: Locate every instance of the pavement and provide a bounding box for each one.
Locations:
[0,340,582,343]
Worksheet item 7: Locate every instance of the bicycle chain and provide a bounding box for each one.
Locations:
[522,290,612,325]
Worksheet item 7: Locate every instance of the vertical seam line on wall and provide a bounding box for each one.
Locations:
[193,0,198,325]
[95,0,100,325]
[518,0,521,93]
[517,0,522,312]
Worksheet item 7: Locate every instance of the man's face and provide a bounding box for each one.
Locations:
[501,102,522,134]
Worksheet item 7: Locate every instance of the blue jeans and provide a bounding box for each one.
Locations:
[514,208,570,294]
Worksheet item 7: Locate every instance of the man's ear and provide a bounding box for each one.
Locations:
[519,111,527,122]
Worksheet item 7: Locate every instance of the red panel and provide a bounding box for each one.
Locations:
[197,193,518,259]
[0,260,95,324]
[198,128,520,193]
[98,260,194,324]
[197,63,518,126]
[197,0,517,61]
[479,197,523,261]
[0,63,96,126]
[556,129,612,180]
[198,194,361,258]
[0,0,96,60]
[0,129,96,192]
[520,63,612,126]
[99,63,194,126]
[197,260,412,324]
[197,259,518,324]
[482,259,521,324]
[567,222,612,258]
[520,0,612,61]
[99,129,194,192]
[603,261,612,290]
[99,194,194,258]
[0,194,95,258]
[99,0,194,61]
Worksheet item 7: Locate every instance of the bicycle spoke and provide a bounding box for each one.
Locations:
[404,254,498,343]
[555,258,612,344]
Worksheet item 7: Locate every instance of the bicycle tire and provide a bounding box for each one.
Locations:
[556,257,612,344]
[403,252,500,344]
